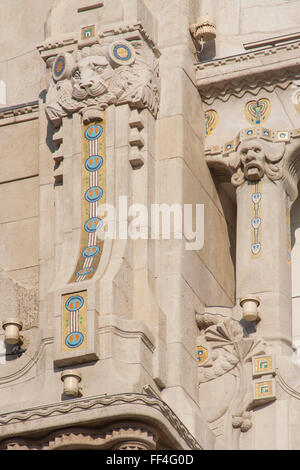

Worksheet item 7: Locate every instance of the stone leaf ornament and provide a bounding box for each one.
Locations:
[46,40,160,127]
[196,312,267,435]
[196,313,266,384]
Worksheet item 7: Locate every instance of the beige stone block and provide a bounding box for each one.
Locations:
[0,177,38,224]
[215,0,240,36]
[240,1,300,36]
[166,342,198,395]
[6,52,44,105]
[0,217,38,272]
[39,183,55,261]
[156,157,235,301]
[292,297,300,342]
[162,386,216,450]
[0,119,39,183]
[0,0,53,62]
[7,266,39,286]
[158,64,205,139]
[153,0,192,49]
[39,143,55,186]
[156,116,223,215]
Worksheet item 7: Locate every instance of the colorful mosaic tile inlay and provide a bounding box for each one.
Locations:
[205,110,218,137]
[81,25,95,40]
[254,380,274,399]
[251,181,262,258]
[196,346,208,365]
[245,98,270,125]
[253,356,273,376]
[69,118,106,283]
[108,40,136,67]
[62,291,87,352]
[53,54,66,80]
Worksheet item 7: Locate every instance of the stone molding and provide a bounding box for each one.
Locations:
[0,101,39,127]
[44,36,159,127]
[0,423,157,451]
[0,393,202,450]
[195,41,300,104]
[99,314,156,354]
[37,22,160,62]
[0,270,38,331]
[0,330,53,385]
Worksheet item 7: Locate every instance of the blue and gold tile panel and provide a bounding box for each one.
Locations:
[205,109,218,137]
[245,98,270,125]
[251,181,262,258]
[196,345,208,365]
[62,291,87,353]
[69,117,106,283]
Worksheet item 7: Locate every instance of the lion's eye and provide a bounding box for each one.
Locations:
[94,66,104,72]
[72,69,81,79]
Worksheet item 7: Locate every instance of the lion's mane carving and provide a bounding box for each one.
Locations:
[46,41,160,127]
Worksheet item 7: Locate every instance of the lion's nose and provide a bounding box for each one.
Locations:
[79,80,93,89]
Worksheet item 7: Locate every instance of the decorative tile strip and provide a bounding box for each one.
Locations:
[69,118,106,283]
[251,181,262,258]
[62,291,87,352]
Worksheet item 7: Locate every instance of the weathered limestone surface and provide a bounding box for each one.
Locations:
[3,0,300,452]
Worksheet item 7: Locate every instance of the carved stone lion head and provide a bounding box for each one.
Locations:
[46,39,160,127]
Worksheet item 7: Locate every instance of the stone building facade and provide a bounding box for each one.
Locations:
[1,0,300,450]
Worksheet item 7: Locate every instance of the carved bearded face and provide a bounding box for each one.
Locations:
[71,56,112,100]
[239,140,265,181]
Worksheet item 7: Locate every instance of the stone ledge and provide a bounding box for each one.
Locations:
[0,101,39,127]
[0,393,203,450]
[195,41,300,104]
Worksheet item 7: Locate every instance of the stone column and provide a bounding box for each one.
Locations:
[207,135,295,355]
[233,138,292,354]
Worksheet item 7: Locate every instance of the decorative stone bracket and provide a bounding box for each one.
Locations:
[205,126,300,202]
[41,33,160,129]
[196,312,273,435]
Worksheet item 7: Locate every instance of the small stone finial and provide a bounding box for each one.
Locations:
[190,16,216,42]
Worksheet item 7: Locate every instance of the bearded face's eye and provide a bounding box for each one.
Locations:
[72,69,81,79]
[254,148,261,153]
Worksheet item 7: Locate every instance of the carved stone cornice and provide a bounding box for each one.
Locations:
[0,101,39,126]
[196,41,300,104]
[0,393,202,450]
[37,22,160,62]
[0,423,157,450]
